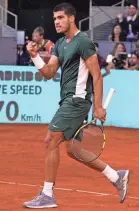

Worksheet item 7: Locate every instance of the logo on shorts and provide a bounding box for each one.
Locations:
[53,124,59,128]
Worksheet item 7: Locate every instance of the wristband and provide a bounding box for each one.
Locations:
[31,54,45,69]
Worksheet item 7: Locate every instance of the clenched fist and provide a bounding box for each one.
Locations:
[26,41,39,58]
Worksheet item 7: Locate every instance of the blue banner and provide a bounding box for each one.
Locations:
[0,66,139,128]
[102,70,139,128]
[0,66,61,123]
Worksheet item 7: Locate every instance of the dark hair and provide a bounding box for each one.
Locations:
[131,53,137,57]
[33,27,44,36]
[127,2,137,8]
[111,24,126,42]
[53,2,76,17]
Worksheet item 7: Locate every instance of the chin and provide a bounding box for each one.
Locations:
[57,30,64,34]
[56,28,66,33]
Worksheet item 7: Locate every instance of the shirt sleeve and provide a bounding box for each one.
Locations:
[51,40,59,57]
[78,37,96,61]
[106,54,113,63]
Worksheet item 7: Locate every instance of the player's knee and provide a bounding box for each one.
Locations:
[44,134,52,149]
[44,130,64,150]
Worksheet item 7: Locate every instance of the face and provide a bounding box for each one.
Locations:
[116,44,125,54]
[32,32,43,44]
[126,7,132,16]
[53,11,74,33]
[114,25,121,35]
[129,5,137,16]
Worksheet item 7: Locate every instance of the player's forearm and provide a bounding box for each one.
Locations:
[39,64,56,79]
[31,54,55,80]
[93,72,103,109]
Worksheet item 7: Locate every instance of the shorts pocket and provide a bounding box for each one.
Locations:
[72,97,85,107]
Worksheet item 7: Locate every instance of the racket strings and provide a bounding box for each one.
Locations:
[72,124,105,162]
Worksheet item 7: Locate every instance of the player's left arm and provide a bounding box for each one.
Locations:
[26,41,59,79]
[85,54,103,109]
[78,37,103,109]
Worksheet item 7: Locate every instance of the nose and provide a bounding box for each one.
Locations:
[55,19,60,25]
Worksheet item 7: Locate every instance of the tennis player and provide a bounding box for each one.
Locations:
[24,3,130,208]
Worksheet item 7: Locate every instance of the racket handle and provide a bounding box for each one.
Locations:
[103,88,115,109]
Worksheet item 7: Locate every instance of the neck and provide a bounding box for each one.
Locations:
[64,25,79,40]
[114,34,120,41]
[115,34,120,37]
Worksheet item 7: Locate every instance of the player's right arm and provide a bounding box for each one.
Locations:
[38,55,59,79]
[26,41,59,79]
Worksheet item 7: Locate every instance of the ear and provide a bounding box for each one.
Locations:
[69,15,75,23]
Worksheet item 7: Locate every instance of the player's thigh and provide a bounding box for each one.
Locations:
[48,97,91,141]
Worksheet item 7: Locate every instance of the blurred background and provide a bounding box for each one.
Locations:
[0,0,139,68]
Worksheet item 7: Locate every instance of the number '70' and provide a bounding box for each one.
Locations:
[0,101,19,121]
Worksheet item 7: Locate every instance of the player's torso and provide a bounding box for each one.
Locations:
[58,37,81,96]
[57,33,92,102]
[58,37,80,69]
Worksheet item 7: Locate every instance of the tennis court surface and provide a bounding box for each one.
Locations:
[0,124,139,211]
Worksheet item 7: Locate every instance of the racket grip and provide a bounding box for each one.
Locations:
[103,88,115,109]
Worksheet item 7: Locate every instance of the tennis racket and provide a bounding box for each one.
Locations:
[71,88,115,163]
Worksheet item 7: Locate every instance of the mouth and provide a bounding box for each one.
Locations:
[56,26,61,30]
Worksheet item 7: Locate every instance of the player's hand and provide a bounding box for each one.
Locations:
[26,41,38,57]
[94,107,106,122]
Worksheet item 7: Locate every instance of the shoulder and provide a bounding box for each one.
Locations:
[76,32,93,44]
[55,36,66,46]
[51,36,66,56]
[76,32,96,50]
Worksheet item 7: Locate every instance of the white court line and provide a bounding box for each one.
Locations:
[76,189,109,196]
[0,180,110,196]
[0,180,139,200]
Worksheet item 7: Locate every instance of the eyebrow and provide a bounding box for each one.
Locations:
[53,15,65,19]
